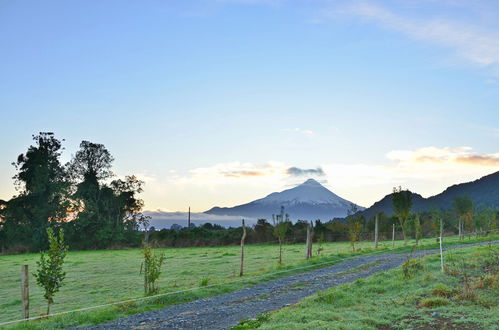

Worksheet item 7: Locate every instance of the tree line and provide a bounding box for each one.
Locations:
[146,197,496,248]
[0,133,148,253]
[1,133,497,253]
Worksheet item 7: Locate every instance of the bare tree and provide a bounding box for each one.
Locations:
[273,206,289,264]
[392,187,413,245]
[453,196,474,240]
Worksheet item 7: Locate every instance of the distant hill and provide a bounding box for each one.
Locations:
[359,171,499,219]
[205,179,364,221]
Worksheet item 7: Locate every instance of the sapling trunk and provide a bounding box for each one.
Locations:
[278,238,282,264]
[402,226,407,246]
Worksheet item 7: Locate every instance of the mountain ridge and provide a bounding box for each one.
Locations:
[358,170,499,219]
[205,178,364,221]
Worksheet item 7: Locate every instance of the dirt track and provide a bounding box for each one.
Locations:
[83,241,497,330]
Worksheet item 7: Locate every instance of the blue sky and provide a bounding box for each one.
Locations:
[1,0,499,212]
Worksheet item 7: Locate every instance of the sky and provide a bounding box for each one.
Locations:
[1,0,499,213]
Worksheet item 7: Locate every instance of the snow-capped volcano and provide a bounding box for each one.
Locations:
[254,179,353,206]
[205,179,364,221]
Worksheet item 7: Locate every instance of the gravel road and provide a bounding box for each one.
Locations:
[83,241,497,330]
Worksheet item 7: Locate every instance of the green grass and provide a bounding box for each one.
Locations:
[236,242,499,330]
[0,234,496,329]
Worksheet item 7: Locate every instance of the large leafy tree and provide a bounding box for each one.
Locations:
[392,187,413,246]
[1,133,69,251]
[67,141,146,248]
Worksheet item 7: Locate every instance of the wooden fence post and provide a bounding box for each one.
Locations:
[305,222,313,259]
[305,223,310,259]
[239,219,247,277]
[21,265,29,319]
[374,214,379,249]
[308,221,313,259]
[392,223,395,248]
[439,218,444,273]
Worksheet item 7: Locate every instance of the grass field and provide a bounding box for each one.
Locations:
[0,234,496,329]
[236,242,499,330]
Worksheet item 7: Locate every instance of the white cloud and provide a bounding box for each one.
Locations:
[334,2,499,69]
[386,146,499,166]
[141,146,499,212]
[282,127,316,137]
[323,146,499,206]
[184,161,287,182]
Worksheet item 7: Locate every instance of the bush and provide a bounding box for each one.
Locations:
[141,245,165,295]
[418,297,449,308]
[431,284,455,297]
[402,258,424,279]
[34,228,68,315]
[475,274,498,289]
[315,289,346,304]
[200,277,209,287]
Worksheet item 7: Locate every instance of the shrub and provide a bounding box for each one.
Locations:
[141,245,165,295]
[34,228,68,315]
[402,258,423,279]
[368,285,386,294]
[475,274,498,289]
[431,284,455,297]
[418,297,449,308]
[116,301,137,313]
[315,290,345,304]
[200,277,209,287]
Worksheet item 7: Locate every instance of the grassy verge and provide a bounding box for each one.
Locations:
[235,242,499,330]
[1,234,496,329]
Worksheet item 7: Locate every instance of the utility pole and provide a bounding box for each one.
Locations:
[188,206,191,229]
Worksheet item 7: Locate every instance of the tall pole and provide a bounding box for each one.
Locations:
[188,206,191,229]
[239,219,247,277]
[374,214,379,249]
[305,223,310,259]
[439,218,444,273]
[305,222,313,259]
[308,221,313,259]
[392,223,395,248]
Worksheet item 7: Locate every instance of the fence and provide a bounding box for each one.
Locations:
[0,229,496,327]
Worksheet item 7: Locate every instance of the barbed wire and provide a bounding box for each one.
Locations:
[0,233,496,327]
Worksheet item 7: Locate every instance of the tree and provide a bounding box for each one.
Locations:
[414,214,422,245]
[392,187,413,246]
[34,228,68,315]
[141,245,165,295]
[453,196,473,240]
[347,203,362,251]
[272,206,290,264]
[2,133,69,251]
[67,142,146,249]
[67,140,114,183]
[475,208,496,237]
